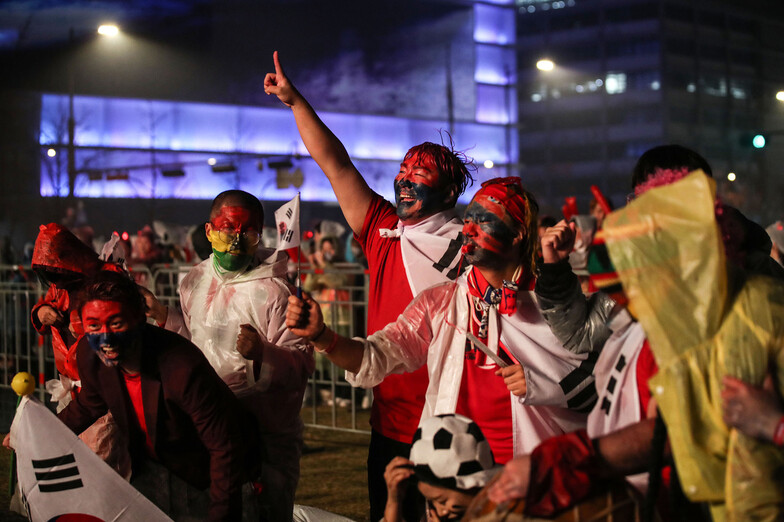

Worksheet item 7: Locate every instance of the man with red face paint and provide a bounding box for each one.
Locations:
[265,51,475,520]
[53,271,257,521]
[286,177,597,485]
[144,189,313,521]
[30,223,131,477]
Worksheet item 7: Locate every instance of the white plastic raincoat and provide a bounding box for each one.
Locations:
[347,274,594,456]
[165,248,314,520]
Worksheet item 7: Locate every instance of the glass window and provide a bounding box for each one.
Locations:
[475,4,516,45]
[476,84,515,124]
[475,45,516,85]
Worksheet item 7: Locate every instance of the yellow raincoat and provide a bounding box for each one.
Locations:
[602,171,784,521]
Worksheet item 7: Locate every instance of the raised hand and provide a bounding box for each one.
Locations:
[540,219,577,264]
[37,305,63,327]
[285,292,324,340]
[383,456,415,522]
[138,284,168,324]
[264,51,301,107]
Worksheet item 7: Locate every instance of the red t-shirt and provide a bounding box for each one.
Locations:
[122,372,156,457]
[455,344,515,464]
[357,194,428,443]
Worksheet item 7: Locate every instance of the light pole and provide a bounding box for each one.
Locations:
[67,23,120,198]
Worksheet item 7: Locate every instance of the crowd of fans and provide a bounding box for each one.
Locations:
[0,50,782,522]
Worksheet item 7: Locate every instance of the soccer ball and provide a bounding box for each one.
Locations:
[409,413,495,491]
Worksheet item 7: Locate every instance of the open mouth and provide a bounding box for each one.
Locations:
[101,346,120,360]
[398,192,416,203]
[461,241,476,254]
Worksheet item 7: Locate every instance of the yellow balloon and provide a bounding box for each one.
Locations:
[11,372,35,397]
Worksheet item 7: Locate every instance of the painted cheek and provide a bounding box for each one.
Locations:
[207,229,233,253]
[473,229,505,253]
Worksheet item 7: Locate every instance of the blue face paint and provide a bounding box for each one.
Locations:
[394,178,449,222]
[394,152,453,223]
[85,329,139,367]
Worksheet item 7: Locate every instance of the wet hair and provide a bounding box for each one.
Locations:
[631,145,712,189]
[76,271,146,323]
[209,190,264,228]
[404,134,476,206]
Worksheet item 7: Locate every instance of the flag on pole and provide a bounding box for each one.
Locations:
[274,193,301,251]
[10,395,171,522]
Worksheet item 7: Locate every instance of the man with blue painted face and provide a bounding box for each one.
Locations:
[56,270,257,521]
[287,178,597,506]
[143,189,314,522]
[265,51,475,520]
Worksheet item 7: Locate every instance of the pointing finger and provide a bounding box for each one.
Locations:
[273,50,284,76]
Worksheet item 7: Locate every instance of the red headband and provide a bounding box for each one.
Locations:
[472,177,529,230]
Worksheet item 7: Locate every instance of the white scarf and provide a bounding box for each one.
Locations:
[379,209,465,296]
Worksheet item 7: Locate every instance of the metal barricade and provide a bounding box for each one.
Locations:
[0,261,374,435]
[0,265,54,431]
[298,263,371,434]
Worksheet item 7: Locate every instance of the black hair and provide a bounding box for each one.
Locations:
[405,132,476,206]
[631,145,712,189]
[76,271,145,323]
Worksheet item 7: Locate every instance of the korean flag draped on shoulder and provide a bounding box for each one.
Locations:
[10,395,171,521]
[379,208,465,296]
[275,193,301,251]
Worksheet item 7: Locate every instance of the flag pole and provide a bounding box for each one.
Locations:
[9,372,36,497]
[296,191,302,298]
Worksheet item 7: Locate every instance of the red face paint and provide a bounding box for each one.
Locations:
[210,205,255,232]
[394,153,451,223]
[81,300,136,334]
[81,300,140,366]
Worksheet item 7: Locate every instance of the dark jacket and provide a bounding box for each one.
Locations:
[59,324,258,521]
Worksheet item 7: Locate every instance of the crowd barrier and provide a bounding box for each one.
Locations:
[0,262,372,435]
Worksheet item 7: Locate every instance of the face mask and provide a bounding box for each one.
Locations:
[85,329,139,368]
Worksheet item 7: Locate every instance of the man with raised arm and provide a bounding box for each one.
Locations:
[265,51,474,520]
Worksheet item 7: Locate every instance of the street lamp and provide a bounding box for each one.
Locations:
[97,24,120,37]
[777,91,784,102]
[67,23,121,197]
[536,59,555,72]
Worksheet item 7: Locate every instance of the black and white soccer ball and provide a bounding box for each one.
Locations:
[409,413,495,491]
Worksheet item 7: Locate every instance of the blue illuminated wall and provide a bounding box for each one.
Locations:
[39,1,517,203]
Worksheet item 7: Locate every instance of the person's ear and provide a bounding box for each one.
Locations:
[443,184,458,207]
[205,222,213,241]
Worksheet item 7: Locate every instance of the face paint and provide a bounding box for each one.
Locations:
[207,204,260,271]
[394,153,452,223]
[81,300,140,368]
[212,248,254,272]
[461,200,519,269]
